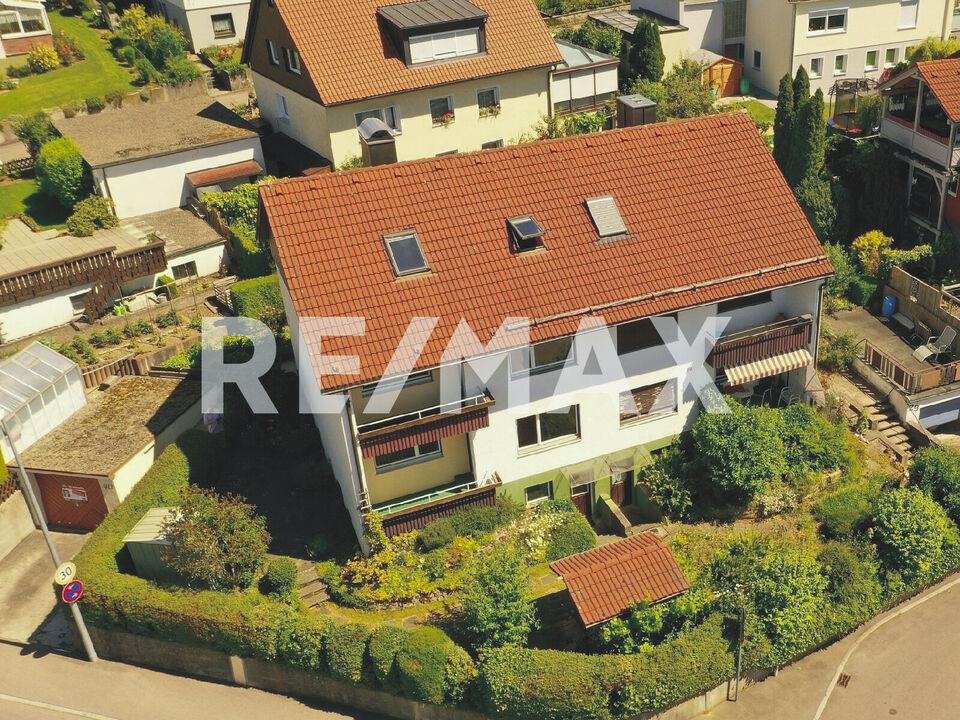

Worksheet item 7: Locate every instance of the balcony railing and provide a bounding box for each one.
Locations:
[356,391,493,436]
[862,339,960,394]
[708,315,813,370]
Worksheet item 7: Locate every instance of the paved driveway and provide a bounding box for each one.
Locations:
[0,531,88,645]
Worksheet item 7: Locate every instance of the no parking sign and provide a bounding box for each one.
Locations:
[62,580,84,604]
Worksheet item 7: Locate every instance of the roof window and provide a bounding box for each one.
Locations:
[507,215,545,252]
[585,196,627,238]
[385,230,430,276]
[377,0,487,67]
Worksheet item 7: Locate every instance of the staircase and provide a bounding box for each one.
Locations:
[295,559,328,610]
[866,400,914,464]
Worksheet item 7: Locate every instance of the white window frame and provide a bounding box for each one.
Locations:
[524,481,554,506]
[354,105,402,134]
[409,27,480,64]
[509,336,576,378]
[374,441,442,471]
[284,47,301,75]
[810,56,823,78]
[516,406,581,453]
[899,0,919,29]
[477,86,501,117]
[276,93,289,121]
[360,369,432,396]
[68,292,88,317]
[865,49,878,71]
[807,8,847,36]
[267,39,279,66]
[211,12,235,38]
[884,47,899,68]
[0,6,47,38]
[834,54,847,76]
[618,379,679,426]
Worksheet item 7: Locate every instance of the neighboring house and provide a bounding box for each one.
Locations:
[588,7,692,71]
[551,39,619,115]
[259,112,832,545]
[879,57,960,241]
[0,0,52,59]
[53,98,264,220]
[0,209,224,342]
[241,0,562,167]
[150,0,250,51]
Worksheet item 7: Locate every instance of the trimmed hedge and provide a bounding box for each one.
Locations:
[326,622,373,684]
[545,514,597,562]
[396,627,474,705]
[418,497,523,550]
[260,557,298,600]
[230,224,273,279]
[230,274,285,329]
[368,624,406,691]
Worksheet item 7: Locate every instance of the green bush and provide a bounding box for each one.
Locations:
[161,55,202,86]
[230,224,273,278]
[156,274,178,299]
[231,274,285,330]
[418,519,456,551]
[85,95,105,113]
[873,488,952,579]
[368,624,406,690]
[545,513,596,561]
[36,137,88,209]
[66,196,118,236]
[418,497,523,550]
[847,275,878,306]
[133,56,160,84]
[814,482,878,538]
[459,549,537,651]
[326,623,372,685]
[817,541,882,628]
[554,20,622,56]
[276,613,331,672]
[156,309,181,328]
[396,627,474,704]
[27,44,59,73]
[259,557,298,600]
[12,112,56,157]
[201,180,263,230]
[910,446,960,524]
[780,403,851,475]
[819,331,859,372]
[639,447,692,520]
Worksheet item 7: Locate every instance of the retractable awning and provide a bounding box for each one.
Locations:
[724,348,813,386]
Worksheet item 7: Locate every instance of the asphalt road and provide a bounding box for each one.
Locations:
[0,643,387,720]
[705,574,960,720]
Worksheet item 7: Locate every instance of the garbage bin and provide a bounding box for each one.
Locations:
[881,294,898,317]
[740,77,750,95]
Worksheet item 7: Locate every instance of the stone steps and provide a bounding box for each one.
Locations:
[295,559,328,609]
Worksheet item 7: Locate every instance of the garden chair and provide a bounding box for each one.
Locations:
[913,325,958,363]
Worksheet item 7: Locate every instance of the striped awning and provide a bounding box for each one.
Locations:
[724,348,813,386]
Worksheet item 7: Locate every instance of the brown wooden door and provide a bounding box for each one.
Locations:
[34,473,107,531]
[571,483,593,518]
[610,470,633,507]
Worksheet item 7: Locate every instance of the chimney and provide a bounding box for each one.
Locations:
[616,94,658,128]
[358,117,397,167]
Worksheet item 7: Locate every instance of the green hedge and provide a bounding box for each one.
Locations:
[545,514,597,562]
[230,224,272,279]
[368,624,406,691]
[230,274,285,329]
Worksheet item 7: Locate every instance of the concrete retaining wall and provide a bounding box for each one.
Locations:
[0,491,36,560]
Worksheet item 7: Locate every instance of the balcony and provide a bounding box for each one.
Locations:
[708,315,814,385]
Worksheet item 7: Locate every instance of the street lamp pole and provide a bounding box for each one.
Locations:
[1,419,98,662]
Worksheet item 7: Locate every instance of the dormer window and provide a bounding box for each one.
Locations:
[507,215,544,252]
[377,0,487,67]
[385,230,430,276]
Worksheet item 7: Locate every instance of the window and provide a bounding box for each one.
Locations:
[436,150,457,156]
[0,6,45,35]
[507,215,545,251]
[385,231,429,276]
[807,9,847,35]
[717,291,772,313]
[724,42,745,61]
[276,93,289,121]
[69,292,88,317]
[834,54,847,75]
[885,48,898,67]
[361,369,432,396]
[810,57,823,78]
[585,196,627,238]
[211,13,235,38]
[284,47,301,74]
[481,139,503,149]
[723,0,746,39]
[752,50,761,69]
[950,177,959,198]
[0,11,18,35]
[516,406,580,450]
[477,87,500,117]
[430,96,454,125]
[409,28,480,64]
[511,336,575,376]
[616,316,676,355]
[619,379,678,424]
[865,49,878,71]
[524,481,553,506]
[266,39,279,65]
[354,106,401,133]
[374,441,441,470]
[899,0,918,28]
[171,261,197,281]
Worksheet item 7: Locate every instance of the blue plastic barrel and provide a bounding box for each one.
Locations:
[881,294,898,317]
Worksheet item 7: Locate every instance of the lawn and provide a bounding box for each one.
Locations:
[0,179,70,228]
[729,99,776,128]
[0,12,135,120]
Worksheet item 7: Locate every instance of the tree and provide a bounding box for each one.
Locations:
[162,487,270,590]
[792,65,810,110]
[35,137,88,209]
[907,37,960,62]
[872,488,951,579]
[795,173,836,242]
[631,60,714,120]
[555,20,622,57]
[910,446,960,524]
[772,74,795,175]
[790,89,826,186]
[13,112,56,158]
[823,243,857,299]
[851,230,894,277]
[459,549,537,651]
[627,16,664,83]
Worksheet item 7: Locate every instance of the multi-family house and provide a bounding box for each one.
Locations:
[258,112,832,545]
[240,0,562,167]
[618,0,951,95]
[879,56,960,241]
[149,0,250,51]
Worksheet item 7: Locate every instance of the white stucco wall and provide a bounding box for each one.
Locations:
[155,0,250,50]
[633,0,683,22]
[683,1,724,54]
[121,242,228,295]
[98,137,264,219]
[0,283,94,343]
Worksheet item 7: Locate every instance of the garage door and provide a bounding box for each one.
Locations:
[34,473,107,531]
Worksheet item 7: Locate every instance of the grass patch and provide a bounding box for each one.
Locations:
[729,99,775,128]
[0,179,70,228]
[0,12,135,120]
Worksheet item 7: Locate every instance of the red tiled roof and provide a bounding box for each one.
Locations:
[549,533,690,627]
[916,59,960,122]
[261,113,832,392]
[186,160,264,188]
[265,0,561,105]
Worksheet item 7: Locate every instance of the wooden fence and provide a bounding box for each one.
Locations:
[80,354,140,389]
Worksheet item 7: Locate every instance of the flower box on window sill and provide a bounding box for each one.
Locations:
[433,111,456,127]
[479,104,501,118]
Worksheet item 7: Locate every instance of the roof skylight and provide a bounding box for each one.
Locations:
[385,230,430,276]
[507,215,545,252]
[585,196,627,238]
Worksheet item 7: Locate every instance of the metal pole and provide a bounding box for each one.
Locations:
[1,419,98,662]
[734,604,745,701]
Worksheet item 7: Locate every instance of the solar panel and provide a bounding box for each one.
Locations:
[385,231,429,275]
[585,196,627,238]
[507,215,544,251]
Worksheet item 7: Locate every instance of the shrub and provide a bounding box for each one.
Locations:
[854,94,882,133]
[909,446,960,524]
[690,399,787,503]
[36,138,88,209]
[13,112,56,157]
[161,486,271,590]
[817,541,882,628]
[396,627,474,704]
[640,447,693,520]
[105,89,124,108]
[27,44,59,74]
[418,519,456,551]
[819,331,859,372]
[230,274,285,331]
[85,95,105,113]
[230,224,273,278]
[326,622,372,685]
[276,613,332,672]
[555,20,622,56]
[156,274,178,299]
[161,55,201,86]
[847,275,878,306]
[155,309,181,328]
[104,328,123,345]
[814,482,878,538]
[545,513,596,561]
[368,624,406,690]
[459,549,537,651]
[61,102,80,118]
[259,557,298,600]
[872,488,951,579]
[6,62,33,78]
[852,230,894,277]
[133,56,160,84]
[418,497,522,550]
[66,196,118,236]
[780,403,851,474]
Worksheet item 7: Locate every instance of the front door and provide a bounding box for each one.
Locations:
[34,472,107,531]
[610,470,633,507]
[571,482,594,518]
